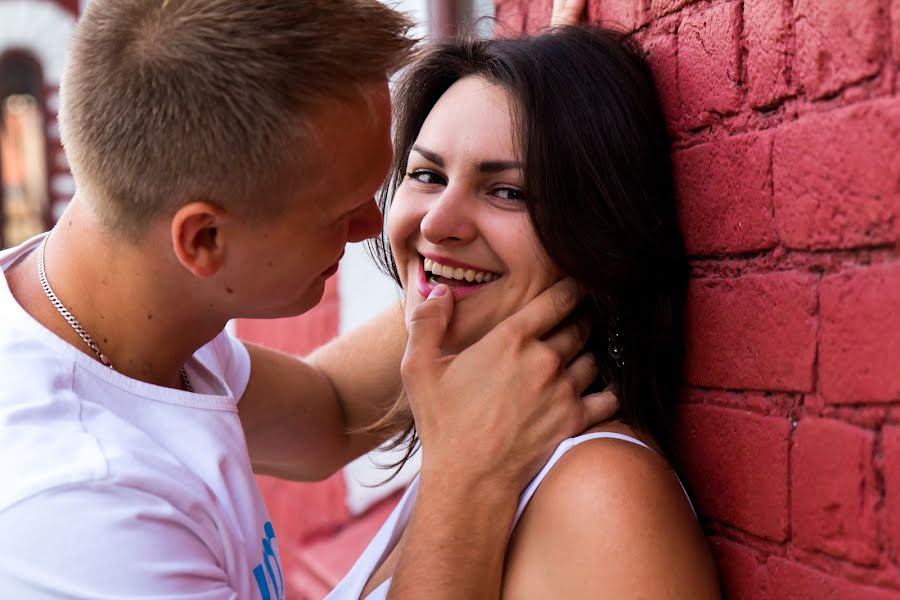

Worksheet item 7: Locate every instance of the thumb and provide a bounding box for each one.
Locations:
[404,284,455,367]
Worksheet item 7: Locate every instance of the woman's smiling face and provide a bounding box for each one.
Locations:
[388,76,560,353]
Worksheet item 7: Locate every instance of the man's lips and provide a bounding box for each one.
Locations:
[322,252,345,278]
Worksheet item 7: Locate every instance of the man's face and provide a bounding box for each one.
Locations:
[224,81,393,319]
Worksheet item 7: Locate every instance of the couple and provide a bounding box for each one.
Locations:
[0,0,718,598]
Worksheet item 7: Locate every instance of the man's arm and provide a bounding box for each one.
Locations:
[238,302,407,481]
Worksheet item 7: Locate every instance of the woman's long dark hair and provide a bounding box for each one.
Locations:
[365,25,688,475]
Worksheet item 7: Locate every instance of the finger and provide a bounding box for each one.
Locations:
[580,387,619,429]
[543,317,590,364]
[566,352,599,394]
[506,278,583,340]
[403,284,454,368]
[550,0,586,26]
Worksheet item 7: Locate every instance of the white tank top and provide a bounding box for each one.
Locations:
[326,432,695,600]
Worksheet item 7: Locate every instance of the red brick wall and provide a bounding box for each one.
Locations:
[496,0,900,597]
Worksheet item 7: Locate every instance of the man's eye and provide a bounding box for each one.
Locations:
[406,170,445,185]
[493,187,525,201]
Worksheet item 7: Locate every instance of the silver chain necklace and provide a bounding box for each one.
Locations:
[37,235,193,392]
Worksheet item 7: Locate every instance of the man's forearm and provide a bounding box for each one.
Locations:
[388,471,518,599]
[240,304,407,481]
[307,302,407,432]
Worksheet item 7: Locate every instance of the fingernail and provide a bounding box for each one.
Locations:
[428,285,448,299]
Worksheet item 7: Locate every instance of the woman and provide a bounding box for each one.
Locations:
[329,25,720,599]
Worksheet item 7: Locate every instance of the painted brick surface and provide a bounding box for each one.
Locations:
[643,32,680,131]
[678,404,791,540]
[684,272,817,391]
[673,131,776,255]
[587,0,642,32]
[651,0,694,19]
[820,262,900,404]
[884,425,900,563]
[501,0,899,595]
[708,537,765,600]
[772,99,900,251]
[766,558,900,600]
[677,1,742,128]
[894,0,900,62]
[744,0,791,108]
[792,418,879,564]
[794,0,884,98]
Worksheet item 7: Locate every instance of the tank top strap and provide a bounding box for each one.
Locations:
[511,432,695,530]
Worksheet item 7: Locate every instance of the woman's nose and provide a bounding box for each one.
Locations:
[420,185,477,245]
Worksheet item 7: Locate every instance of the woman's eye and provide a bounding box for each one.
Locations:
[406,170,445,185]
[493,187,525,201]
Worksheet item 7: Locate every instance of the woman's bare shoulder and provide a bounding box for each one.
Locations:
[501,422,720,599]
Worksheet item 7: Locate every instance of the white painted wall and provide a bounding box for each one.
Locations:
[0,1,75,85]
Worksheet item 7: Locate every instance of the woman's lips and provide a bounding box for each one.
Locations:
[416,257,497,301]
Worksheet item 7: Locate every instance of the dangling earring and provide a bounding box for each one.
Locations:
[607,316,624,369]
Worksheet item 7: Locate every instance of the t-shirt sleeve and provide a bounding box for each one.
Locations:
[0,482,238,600]
[208,328,252,402]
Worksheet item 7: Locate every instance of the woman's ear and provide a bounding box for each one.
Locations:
[171,202,228,278]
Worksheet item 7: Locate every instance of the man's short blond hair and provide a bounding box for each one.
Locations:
[59,0,415,237]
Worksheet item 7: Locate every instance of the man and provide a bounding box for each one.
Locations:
[0,0,605,598]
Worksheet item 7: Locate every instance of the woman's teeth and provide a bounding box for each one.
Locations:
[423,257,498,283]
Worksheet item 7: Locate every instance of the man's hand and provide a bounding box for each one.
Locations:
[551,0,586,26]
[402,279,617,490]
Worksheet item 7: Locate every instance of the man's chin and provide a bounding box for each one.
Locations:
[241,284,326,320]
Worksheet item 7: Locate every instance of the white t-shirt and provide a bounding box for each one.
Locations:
[0,235,285,600]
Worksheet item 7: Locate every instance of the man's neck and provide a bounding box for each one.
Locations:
[5,202,227,390]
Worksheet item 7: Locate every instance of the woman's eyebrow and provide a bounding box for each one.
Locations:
[411,145,522,173]
[411,145,444,166]
[477,160,523,173]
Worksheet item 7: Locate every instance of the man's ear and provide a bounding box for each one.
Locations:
[171,202,228,278]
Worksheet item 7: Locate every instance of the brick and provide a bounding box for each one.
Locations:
[237,276,339,356]
[684,272,817,391]
[767,558,900,600]
[744,0,791,108]
[650,0,694,19]
[772,98,900,250]
[643,33,681,133]
[894,0,900,63]
[678,2,742,128]
[885,426,900,562]
[588,0,642,32]
[677,405,791,540]
[792,418,879,564]
[794,0,884,99]
[708,538,764,600]
[820,262,900,404]
[673,132,776,255]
